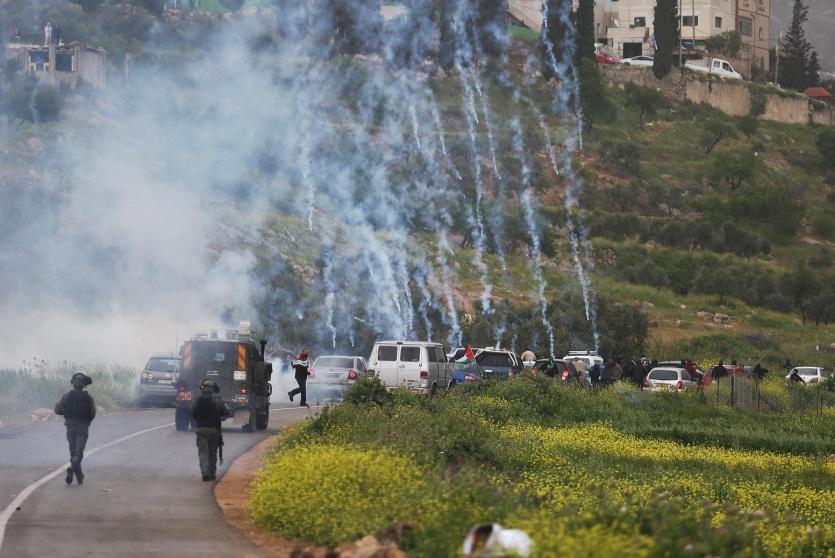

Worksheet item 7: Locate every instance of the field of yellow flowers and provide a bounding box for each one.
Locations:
[250,376,835,557]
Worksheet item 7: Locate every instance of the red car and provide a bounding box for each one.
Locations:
[595,51,620,65]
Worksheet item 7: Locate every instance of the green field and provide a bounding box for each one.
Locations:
[250,377,835,556]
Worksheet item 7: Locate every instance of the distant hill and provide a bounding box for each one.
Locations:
[772,0,835,72]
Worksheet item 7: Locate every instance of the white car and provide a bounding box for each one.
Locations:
[621,55,654,68]
[784,367,828,384]
[368,341,451,394]
[644,367,698,392]
[685,57,743,80]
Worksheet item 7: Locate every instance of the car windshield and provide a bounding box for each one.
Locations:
[796,368,819,375]
[650,369,679,381]
[315,357,353,368]
[146,358,180,372]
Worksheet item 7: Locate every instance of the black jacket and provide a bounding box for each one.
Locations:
[55,389,96,426]
[191,394,230,428]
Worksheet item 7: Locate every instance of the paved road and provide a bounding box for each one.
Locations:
[0,405,314,557]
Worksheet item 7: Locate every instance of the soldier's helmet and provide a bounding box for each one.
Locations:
[199,378,220,394]
[70,372,93,387]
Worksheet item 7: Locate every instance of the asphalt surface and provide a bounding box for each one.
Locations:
[0,405,315,558]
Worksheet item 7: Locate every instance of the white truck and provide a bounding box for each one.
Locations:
[684,58,743,80]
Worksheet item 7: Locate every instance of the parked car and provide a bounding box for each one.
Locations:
[368,341,451,394]
[138,354,181,406]
[621,55,654,67]
[448,361,484,388]
[784,367,828,384]
[595,51,620,65]
[684,57,742,80]
[307,355,367,400]
[475,348,523,380]
[644,367,698,392]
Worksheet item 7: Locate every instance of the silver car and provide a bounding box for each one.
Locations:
[138,354,181,406]
[308,355,368,400]
[644,367,698,392]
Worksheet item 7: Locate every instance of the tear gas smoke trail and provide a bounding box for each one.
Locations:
[470,52,509,274]
[408,100,422,153]
[414,268,435,341]
[421,97,464,344]
[324,291,337,349]
[540,0,600,351]
[512,118,556,358]
[300,128,315,232]
[428,92,462,181]
[456,65,492,315]
[409,87,462,345]
[437,229,462,346]
[494,323,505,350]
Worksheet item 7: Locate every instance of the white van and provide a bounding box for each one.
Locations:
[368,341,451,394]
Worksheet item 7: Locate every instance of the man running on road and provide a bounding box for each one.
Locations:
[288,348,311,408]
[54,372,96,485]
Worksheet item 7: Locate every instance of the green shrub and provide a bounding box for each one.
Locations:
[342,375,391,406]
[249,444,430,546]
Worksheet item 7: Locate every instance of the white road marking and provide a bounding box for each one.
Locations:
[0,421,173,551]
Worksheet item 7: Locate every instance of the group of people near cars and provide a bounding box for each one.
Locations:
[531,353,772,391]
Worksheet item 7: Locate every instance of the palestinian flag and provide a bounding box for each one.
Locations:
[458,344,476,363]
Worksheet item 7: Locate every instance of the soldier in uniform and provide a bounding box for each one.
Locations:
[54,372,96,485]
[288,348,311,408]
[190,379,229,481]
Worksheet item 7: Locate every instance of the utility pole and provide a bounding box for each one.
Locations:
[692,0,696,51]
[678,0,683,69]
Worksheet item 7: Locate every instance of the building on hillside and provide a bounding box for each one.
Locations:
[803,87,832,108]
[507,0,770,76]
[7,40,106,89]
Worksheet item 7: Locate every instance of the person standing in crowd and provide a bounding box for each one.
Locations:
[54,372,96,485]
[191,379,229,482]
[288,348,311,408]
[521,348,536,366]
[788,368,805,383]
[572,358,588,386]
[589,361,601,387]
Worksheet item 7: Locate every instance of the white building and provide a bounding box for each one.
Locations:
[507,0,771,75]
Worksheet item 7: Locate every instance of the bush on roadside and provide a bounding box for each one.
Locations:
[249,444,430,546]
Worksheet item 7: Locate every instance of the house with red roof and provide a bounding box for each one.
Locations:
[803,87,832,108]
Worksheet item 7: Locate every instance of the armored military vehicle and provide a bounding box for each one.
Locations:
[174,321,272,432]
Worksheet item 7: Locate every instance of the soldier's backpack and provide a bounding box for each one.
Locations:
[64,390,94,422]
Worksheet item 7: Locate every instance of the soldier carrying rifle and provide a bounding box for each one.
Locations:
[190,379,229,481]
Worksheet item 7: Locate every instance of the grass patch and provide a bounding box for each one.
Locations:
[0,362,139,422]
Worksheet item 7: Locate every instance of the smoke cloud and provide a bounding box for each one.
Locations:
[0,1,597,368]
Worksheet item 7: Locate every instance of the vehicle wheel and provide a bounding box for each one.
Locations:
[242,409,256,432]
[175,406,190,431]
[429,382,438,397]
[255,408,269,430]
[446,380,456,392]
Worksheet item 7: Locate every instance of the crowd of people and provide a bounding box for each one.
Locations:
[535,354,774,390]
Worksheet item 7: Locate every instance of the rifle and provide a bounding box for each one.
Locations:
[218,430,224,465]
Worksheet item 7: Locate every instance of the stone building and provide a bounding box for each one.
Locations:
[6,40,106,89]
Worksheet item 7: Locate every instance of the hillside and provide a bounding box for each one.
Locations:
[1,4,834,374]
